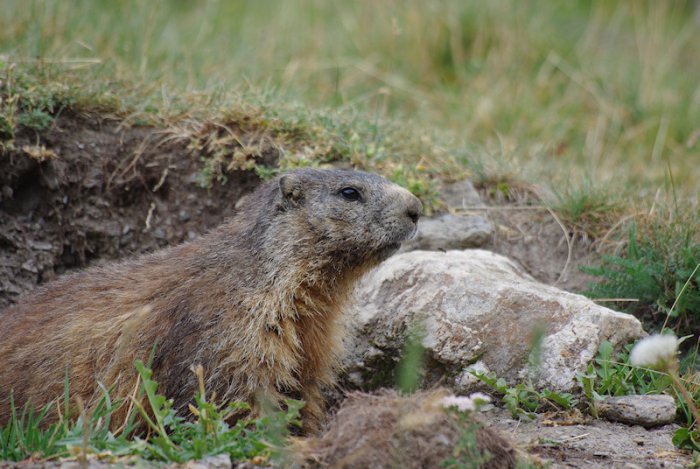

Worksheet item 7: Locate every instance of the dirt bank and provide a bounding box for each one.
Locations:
[0,112,271,309]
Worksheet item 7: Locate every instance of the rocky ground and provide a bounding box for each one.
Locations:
[0,114,693,467]
[490,406,689,468]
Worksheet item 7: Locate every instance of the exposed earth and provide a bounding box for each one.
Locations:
[0,114,692,467]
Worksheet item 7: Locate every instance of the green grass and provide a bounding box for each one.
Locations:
[0,361,301,465]
[583,219,700,336]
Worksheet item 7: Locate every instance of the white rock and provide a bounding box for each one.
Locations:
[346,250,645,392]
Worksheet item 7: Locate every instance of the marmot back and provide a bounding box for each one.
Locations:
[0,168,422,431]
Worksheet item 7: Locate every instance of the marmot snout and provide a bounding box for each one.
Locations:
[0,168,422,432]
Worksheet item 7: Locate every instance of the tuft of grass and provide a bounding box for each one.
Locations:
[0,360,302,465]
[0,62,77,149]
[583,220,700,336]
[440,409,491,469]
[550,181,621,237]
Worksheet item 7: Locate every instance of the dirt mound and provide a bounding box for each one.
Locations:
[294,389,520,469]
[0,113,271,309]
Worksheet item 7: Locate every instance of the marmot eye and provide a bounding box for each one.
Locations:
[340,187,361,201]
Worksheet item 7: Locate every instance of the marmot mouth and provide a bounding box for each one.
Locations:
[377,242,402,259]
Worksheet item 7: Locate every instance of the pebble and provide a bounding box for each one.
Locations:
[441,179,483,209]
[598,394,677,427]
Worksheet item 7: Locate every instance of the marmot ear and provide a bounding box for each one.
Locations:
[279,174,304,207]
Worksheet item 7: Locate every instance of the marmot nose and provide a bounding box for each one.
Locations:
[406,197,422,225]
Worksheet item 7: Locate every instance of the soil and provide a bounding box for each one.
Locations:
[484,208,599,294]
[0,112,274,309]
[0,114,690,468]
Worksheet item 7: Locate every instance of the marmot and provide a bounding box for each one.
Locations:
[0,168,422,431]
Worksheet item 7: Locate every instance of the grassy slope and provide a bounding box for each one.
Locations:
[2,1,699,194]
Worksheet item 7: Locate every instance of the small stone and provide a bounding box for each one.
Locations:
[598,394,677,427]
[346,371,364,387]
[152,227,167,239]
[29,240,53,251]
[179,209,191,222]
[2,185,13,200]
[400,213,492,251]
[441,179,483,209]
[21,259,38,273]
[454,361,491,392]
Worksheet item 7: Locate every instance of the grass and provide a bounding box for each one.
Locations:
[1,1,699,195]
[0,360,301,465]
[2,0,697,229]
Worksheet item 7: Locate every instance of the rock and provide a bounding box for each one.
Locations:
[346,250,645,392]
[400,214,493,251]
[21,259,38,273]
[441,179,483,209]
[597,395,677,427]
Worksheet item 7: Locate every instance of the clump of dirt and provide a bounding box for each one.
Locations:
[293,389,521,469]
[0,112,274,309]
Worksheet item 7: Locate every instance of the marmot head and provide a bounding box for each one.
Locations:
[275,169,422,264]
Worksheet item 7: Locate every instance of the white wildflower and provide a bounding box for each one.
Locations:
[629,334,678,370]
[441,392,491,413]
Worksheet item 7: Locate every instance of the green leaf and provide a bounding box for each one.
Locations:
[672,427,700,451]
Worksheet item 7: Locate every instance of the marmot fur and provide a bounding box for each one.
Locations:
[0,169,422,431]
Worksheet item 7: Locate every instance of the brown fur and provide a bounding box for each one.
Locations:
[0,169,422,431]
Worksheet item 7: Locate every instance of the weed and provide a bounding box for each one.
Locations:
[396,325,427,394]
[583,222,700,336]
[470,371,577,419]
[577,341,673,407]
[576,338,700,431]
[0,64,78,147]
[441,410,491,469]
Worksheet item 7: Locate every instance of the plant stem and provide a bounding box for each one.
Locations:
[670,365,700,433]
